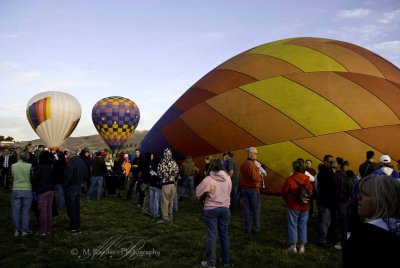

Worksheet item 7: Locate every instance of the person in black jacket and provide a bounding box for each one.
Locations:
[64,149,88,234]
[32,151,54,236]
[342,174,400,267]
[316,154,337,248]
[88,151,107,200]
[358,150,376,178]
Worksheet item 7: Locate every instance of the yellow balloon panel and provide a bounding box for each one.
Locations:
[248,39,347,72]
[241,76,361,135]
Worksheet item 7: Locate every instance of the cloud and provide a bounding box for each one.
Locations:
[378,9,400,24]
[370,40,400,66]
[371,40,400,54]
[336,8,371,19]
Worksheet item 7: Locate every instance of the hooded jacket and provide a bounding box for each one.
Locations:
[196,170,232,210]
[373,167,400,179]
[157,149,179,184]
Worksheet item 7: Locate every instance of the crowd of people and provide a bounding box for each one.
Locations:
[1,144,400,267]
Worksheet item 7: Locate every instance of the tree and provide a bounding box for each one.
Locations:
[5,136,14,142]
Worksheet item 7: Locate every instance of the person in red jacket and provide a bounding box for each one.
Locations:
[240,147,263,233]
[281,159,313,253]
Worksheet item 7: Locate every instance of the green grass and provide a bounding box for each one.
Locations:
[0,189,341,268]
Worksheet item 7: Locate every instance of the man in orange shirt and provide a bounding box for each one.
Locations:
[240,147,263,233]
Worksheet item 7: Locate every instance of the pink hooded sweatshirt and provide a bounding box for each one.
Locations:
[196,170,232,210]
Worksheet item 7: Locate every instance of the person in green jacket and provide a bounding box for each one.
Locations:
[11,150,33,237]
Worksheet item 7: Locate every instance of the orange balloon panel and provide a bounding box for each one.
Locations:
[140,37,400,194]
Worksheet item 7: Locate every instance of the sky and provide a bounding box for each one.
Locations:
[0,0,399,142]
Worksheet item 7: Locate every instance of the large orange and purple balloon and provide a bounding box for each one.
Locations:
[140,37,400,194]
[92,96,140,152]
[26,91,81,148]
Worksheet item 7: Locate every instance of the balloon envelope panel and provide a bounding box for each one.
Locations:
[92,96,140,152]
[140,37,400,194]
[26,91,82,148]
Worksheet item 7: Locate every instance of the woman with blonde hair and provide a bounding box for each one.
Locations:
[342,174,400,267]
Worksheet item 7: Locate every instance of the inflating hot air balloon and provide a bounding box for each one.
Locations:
[92,96,140,152]
[139,37,400,194]
[26,91,82,148]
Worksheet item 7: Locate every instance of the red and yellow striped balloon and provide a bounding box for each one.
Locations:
[140,37,400,194]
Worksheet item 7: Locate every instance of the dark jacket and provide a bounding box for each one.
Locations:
[91,156,107,177]
[358,160,376,178]
[342,222,400,267]
[33,164,54,194]
[334,170,354,203]
[317,165,336,208]
[64,156,88,190]
[53,152,66,185]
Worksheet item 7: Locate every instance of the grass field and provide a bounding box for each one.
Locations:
[0,188,341,268]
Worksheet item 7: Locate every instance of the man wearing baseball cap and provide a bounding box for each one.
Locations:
[372,155,400,180]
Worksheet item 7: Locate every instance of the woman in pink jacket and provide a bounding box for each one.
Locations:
[196,158,232,268]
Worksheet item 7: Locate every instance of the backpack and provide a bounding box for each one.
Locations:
[293,178,311,204]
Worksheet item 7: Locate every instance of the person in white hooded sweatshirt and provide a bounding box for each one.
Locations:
[372,155,400,180]
[196,158,232,268]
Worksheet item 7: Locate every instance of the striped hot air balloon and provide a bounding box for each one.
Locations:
[92,96,140,153]
[26,91,81,148]
[139,37,400,194]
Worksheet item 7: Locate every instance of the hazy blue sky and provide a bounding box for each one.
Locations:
[1,0,399,141]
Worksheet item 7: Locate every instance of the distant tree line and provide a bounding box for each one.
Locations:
[0,135,14,142]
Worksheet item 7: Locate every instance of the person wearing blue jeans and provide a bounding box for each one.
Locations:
[203,208,230,267]
[180,175,194,201]
[10,150,33,236]
[149,186,162,218]
[241,188,261,232]
[88,176,103,200]
[196,158,232,268]
[11,190,33,235]
[281,159,313,253]
[239,147,263,233]
[89,151,107,200]
[179,156,199,201]
[54,184,64,209]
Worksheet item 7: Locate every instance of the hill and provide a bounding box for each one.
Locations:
[22,130,148,152]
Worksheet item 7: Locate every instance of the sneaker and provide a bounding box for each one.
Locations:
[13,231,19,237]
[334,243,342,250]
[288,245,297,253]
[201,261,216,268]
[298,246,305,253]
[21,232,29,236]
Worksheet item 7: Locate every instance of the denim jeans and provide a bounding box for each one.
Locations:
[54,184,64,209]
[203,207,230,267]
[125,174,138,199]
[230,182,239,210]
[64,187,81,230]
[336,202,349,244]
[149,186,162,218]
[11,190,32,232]
[180,176,194,200]
[317,205,336,244]
[287,208,309,244]
[88,176,103,199]
[241,188,261,232]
